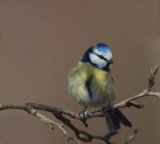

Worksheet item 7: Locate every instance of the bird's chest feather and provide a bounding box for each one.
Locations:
[90,67,116,105]
[68,62,116,107]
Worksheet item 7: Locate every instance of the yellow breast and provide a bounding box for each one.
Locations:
[68,62,116,107]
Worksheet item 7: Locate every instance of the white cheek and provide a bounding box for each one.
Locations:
[89,53,106,69]
[104,52,112,60]
[93,49,102,55]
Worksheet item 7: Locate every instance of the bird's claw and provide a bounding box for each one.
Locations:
[78,106,88,120]
[78,106,90,127]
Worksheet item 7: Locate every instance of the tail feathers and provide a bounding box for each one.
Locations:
[105,112,120,133]
[115,109,132,127]
[105,108,132,133]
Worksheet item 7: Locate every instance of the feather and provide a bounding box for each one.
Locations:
[105,108,132,133]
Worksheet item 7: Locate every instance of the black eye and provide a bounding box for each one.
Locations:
[95,54,104,59]
[97,54,108,61]
[99,55,104,59]
[93,52,108,61]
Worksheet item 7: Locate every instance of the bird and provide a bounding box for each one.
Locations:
[68,42,132,133]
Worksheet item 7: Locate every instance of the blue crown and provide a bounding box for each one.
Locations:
[80,43,111,62]
[92,43,111,54]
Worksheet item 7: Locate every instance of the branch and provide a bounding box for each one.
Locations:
[0,103,80,143]
[0,65,159,143]
[123,129,139,144]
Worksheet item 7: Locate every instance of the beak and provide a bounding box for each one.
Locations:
[104,59,113,72]
[108,60,113,64]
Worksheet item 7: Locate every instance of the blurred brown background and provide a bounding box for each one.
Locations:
[0,0,160,144]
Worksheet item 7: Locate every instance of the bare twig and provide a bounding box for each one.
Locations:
[0,103,80,143]
[123,128,139,144]
[0,65,159,143]
[0,102,112,144]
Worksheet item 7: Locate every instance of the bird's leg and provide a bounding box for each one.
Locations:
[107,104,115,114]
[102,104,115,114]
[78,106,88,118]
[78,106,88,127]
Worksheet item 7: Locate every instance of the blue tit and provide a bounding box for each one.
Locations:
[68,43,132,133]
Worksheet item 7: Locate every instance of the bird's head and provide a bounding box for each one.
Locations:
[80,43,113,72]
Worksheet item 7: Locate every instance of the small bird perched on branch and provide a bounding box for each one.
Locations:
[68,43,132,133]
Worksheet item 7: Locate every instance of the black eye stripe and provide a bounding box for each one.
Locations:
[99,55,104,59]
[93,53,108,61]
